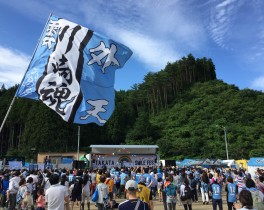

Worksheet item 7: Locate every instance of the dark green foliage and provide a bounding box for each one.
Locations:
[0,54,263,161]
[152,80,264,159]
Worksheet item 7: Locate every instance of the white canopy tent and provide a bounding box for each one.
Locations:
[222,159,238,168]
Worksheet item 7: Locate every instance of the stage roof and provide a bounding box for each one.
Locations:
[90,145,158,155]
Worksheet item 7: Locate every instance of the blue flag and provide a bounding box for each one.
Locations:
[16,15,132,125]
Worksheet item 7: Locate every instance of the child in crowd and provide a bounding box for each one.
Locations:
[21,190,33,210]
[36,188,45,210]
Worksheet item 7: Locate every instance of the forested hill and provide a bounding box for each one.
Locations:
[0,54,263,161]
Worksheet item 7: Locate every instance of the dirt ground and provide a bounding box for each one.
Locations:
[78,193,231,210]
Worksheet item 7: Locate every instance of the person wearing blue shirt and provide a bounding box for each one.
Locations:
[110,167,115,175]
[114,169,121,197]
[225,176,237,210]
[210,179,223,210]
[1,174,9,207]
[142,168,152,188]
[120,169,128,198]
[68,170,75,184]
[157,168,163,181]
[135,168,143,184]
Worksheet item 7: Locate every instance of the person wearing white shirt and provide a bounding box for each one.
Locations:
[46,174,69,210]
[8,170,20,210]
[96,175,109,210]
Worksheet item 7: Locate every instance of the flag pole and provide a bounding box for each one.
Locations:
[77,125,80,160]
[0,13,53,135]
[0,96,16,133]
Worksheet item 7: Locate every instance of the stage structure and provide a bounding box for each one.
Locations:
[89,145,159,169]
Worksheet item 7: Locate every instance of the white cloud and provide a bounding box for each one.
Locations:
[114,29,180,70]
[1,1,209,71]
[251,76,264,91]
[78,1,206,69]
[0,46,30,87]
[208,0,239,49]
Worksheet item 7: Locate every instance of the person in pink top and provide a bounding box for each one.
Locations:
[36,188,45,210]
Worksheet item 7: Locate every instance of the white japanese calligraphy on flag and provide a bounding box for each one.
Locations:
[16,15,132,125]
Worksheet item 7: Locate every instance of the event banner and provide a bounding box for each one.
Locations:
[91,155,157,168]
[9,161,22,170]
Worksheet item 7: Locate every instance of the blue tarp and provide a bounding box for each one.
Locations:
[213,159,224,165]
[202,159,215,165]
[178,159,203,167]
[178,159,194,167]
[62,158,73,164]
[248,157,264,166]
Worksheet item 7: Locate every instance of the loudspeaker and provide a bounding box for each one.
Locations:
[72,160,85,169]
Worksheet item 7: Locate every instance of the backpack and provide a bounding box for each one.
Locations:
[38,176,47,190]
[157,177,162,182]
[72,178,82,194]
[166,183,176,197]
[181,185,192,201]
[190,179,197,189]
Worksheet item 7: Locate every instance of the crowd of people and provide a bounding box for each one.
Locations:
[0,166,263,210]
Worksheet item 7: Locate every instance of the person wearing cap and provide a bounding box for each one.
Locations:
[118,180,149,210]
[136,176,153,210]
[46,173,69,210]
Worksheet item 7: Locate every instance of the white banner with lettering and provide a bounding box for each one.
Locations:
[91,155,157,168]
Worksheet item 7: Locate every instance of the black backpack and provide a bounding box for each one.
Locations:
[190,179,197,189]
[181,185,192,201]
[72,177,82,195]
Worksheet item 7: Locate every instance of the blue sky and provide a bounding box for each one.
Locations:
[0,0,264,91]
